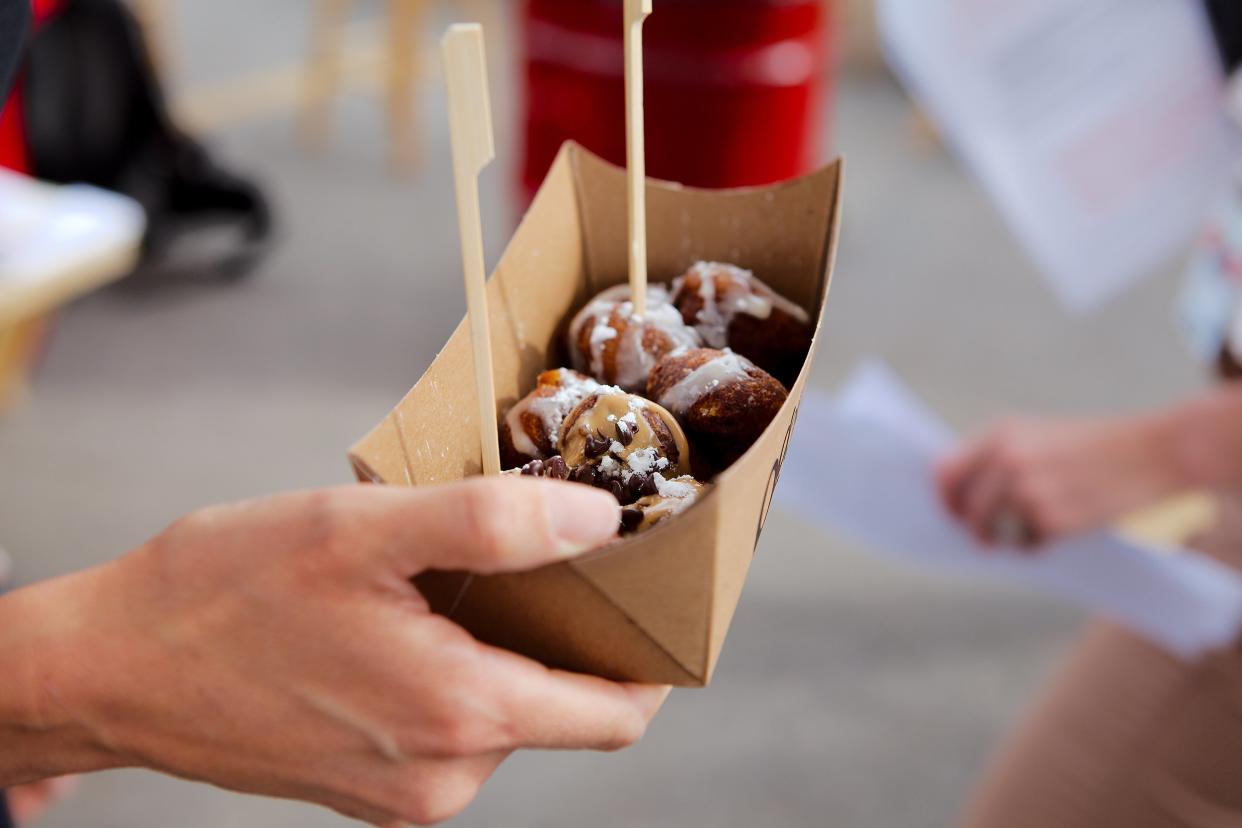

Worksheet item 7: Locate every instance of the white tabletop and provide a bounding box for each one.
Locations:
[0,170,145,329]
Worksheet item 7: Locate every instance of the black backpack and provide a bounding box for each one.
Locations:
[20,0,273,280]
[1206,0,1242,73]
[0,0,27,102]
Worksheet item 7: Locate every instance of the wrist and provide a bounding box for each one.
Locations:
[0,570,127,785]
[1137,410,1193,493]
[1162,390,1242,490]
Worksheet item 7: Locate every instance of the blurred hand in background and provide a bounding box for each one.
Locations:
[936,384,1242,549]
[0,479,667,827]
[936,415,1186,548]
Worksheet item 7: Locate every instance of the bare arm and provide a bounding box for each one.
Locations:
[1163,382,1242,490]
[0,480,667,826]
[0,573,127,786]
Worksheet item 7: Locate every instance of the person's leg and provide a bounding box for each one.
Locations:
[961,621,1242,828]
[0,790,12,828]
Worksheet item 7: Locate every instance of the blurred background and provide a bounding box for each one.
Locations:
[0,0,1229,826]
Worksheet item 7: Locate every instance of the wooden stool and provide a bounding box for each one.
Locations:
[300,0,502,172]
[130,0,177,77]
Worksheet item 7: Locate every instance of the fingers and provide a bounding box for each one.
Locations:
[939,425,1050,549]
[464,645,670,752]
[934,453,968,517]
[381,752,509,827]
[935,433,998,519]
[938,429,1032,547]
[367,663,662,826]
[962,459,1012,545]
[335,478,621,576]
[329,752,510,827]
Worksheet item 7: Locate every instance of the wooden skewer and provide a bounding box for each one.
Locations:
[443,24,501,477]
[624,0,652,317]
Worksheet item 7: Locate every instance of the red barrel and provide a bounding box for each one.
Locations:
[521,0,834,202]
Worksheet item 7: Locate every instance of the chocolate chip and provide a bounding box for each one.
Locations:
[521,459,544,477]
[640,473,660,497]
[607,479,626,503]
[643,409,680,466]
[620,508,644,534]
[615,419,635,446]
[585,431,611,459]
[571,464,597,486]
[544,456,570,480]
[626,472,648,499]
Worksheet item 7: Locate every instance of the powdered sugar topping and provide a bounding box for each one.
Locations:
[653,473,699,500]
[626,447,660,475]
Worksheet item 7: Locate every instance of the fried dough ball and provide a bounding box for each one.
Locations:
[557,388,691,505]
[568,284,701,393]
[647,347,787,468]
[619,476,705,535]
[499,369,602,469]
[670,261,812,383]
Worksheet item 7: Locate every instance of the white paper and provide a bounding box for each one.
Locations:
[877,0,1237,313]
[777,359,1242,659]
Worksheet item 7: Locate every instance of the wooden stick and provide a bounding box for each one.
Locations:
[624,0,652,317]
[443,24,501,477]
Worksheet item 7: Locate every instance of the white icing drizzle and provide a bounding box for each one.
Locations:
[590,324,618,347]
[569,284,701,390]
[673,262,810,349]
[504,373,602,459]
[657,349,754,416]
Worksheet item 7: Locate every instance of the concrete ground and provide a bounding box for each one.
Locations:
[0,2,1208,826]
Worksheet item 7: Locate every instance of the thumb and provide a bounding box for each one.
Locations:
[365,477,621,575]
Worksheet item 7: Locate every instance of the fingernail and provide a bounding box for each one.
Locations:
[545,485,621,554]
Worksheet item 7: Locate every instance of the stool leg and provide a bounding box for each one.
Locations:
[385,0,426,173]
[0,316,50,412]
[131,0,177,78]
[301,0,353,152]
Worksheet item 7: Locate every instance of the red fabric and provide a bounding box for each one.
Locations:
[32,0,61,22]
[0,0,65,173]
[521,0,835,202]
[0,87,26,173]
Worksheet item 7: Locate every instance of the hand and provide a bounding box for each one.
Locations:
[0,479,667,826]
[935,415,1182,548]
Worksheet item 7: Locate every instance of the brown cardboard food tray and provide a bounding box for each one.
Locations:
[350,142,842,687]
